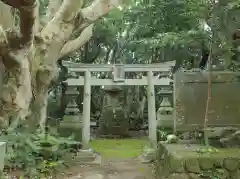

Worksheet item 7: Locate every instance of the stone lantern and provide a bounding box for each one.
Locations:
[58,83,83,142]
[157,96,173,128]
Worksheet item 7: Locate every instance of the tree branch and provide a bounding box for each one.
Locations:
[0,0,22,8]
[76,0,122,30]
[19,1,38,45]
[46,0,62,21]
[0,26,8,54]
[40,0,85,60]
[1,0,38,46]
[60,24,93,58]
[0,1,14,29]
[59,0,123,57]
[82,0,122,21]
[42,0,84,31]
[34,0,40,33]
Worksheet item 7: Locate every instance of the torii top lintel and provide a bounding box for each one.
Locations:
[62,60,176,72]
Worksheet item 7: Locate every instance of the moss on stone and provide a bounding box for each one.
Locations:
[155,144,240,179]
[229,169,240,179]
[167,173,189,179]
[185,158,201,173]
[223,158,239,171]
[198,156,214,170]
[213,169,229,179]
[188,173,201,179]
[167,155,185,173]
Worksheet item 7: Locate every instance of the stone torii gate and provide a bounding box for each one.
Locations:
[63,61,175,147]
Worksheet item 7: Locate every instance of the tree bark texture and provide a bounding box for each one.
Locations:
[0,0,122,130]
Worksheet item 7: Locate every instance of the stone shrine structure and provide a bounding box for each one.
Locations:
[63,61,175,147]
[99,85,128,137]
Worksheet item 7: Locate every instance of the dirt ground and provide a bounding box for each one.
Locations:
[63,158,154,179]
[62,138,154,179]
[8,139,154,179]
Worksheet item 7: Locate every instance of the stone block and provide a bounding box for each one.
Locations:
[155,144,240,179]
[214,169,229,179]
[212,157,224,168]
[167,173,189,179]
[198,157,214,170]
[156,142,166,158]
[139,147,156,163]
[154,160,164,177]
[185,158,201,173]
[230,169,240,179]
[58,118,82,142]
[188,173,201,179]
[167,155,185,173]
[223,158,239,171]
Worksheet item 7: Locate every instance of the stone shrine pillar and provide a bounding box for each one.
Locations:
[82,70,91,147]
[147,71,157,146]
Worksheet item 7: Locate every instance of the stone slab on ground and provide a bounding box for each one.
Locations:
[139,147,156,163]
[65,150,102,166]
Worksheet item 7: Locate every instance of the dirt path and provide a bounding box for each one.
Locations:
[66,158,154,179]
[60,139,154,179]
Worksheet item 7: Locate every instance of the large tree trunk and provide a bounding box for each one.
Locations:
[0,0,122,131]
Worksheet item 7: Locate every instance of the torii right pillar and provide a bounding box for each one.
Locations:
[147,71,157,147]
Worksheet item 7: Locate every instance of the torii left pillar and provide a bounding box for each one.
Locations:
[82,70,91,148]
[147,71,157,147]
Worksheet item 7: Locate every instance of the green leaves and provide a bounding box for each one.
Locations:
[3,126,80,178]
[89,0,239,66]
[92,0,213,64]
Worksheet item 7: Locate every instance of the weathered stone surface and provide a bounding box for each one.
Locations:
[214,169,229,179]
[58,117,82,142]
[185,158,201,173]
[230,169,240,179]
[154,160,165,178]
[174,71,240,131]
[69,174,83,179]
[99,89,128,137]
[220,130,240,148]
[168,155,185,173]
[167,173,189,179]
[223,158,239,171]
[212,157,223,168]
[198,171,214,178]
[155,144,240,179]
[188,173,201,179]
[84,174,104,179]
[157,142,166,159]
[198,157,214,170]
[139,147,156,163]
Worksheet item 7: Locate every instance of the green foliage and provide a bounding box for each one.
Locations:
[90,0,240,68]
[1,126,80,178]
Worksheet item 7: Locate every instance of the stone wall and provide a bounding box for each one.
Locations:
[154,143,240,179]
